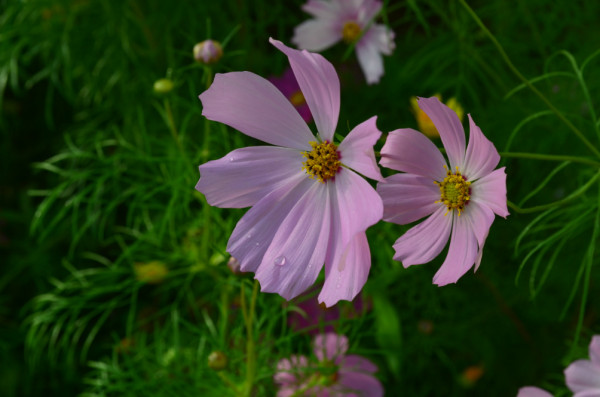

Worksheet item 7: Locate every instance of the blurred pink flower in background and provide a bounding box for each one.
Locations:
[197,38,383,306]
[565,335,600,396]
[377,96,508,285]
[288,288,368,335]
[269,68,313,123]
[275,333,383,396]
[292,0,395,85]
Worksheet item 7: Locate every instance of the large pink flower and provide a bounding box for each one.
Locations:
[376,96,508,285]
[292,0,395,85]
[565,335,600,396]
[274,333,383,396]
[196,38,383,306]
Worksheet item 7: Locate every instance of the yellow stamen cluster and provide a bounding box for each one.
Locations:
[302,141,341,183]
[435,167,471,215]
[342,21,361,43]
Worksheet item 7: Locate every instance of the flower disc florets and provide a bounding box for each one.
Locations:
[436,168,471,215]
[342,21,361,43]
[302,141,341,183]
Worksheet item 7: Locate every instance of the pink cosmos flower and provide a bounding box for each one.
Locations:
[274,333,383,396]
[376,96,508,285]
[516,387,553,397]
[565,335,600,396]
[292,0,395,85]
[269,67,313,123]
[196,38,383,306]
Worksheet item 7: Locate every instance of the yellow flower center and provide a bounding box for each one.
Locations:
[342,21,361,43]
[289,90,306,107]
[302,141,341,183]
[435,168,471,215]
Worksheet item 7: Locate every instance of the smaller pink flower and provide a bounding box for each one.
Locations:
[565,335,600,396]
[269,68,313,123]
[377,96,508,285]
[516,386,553,397]
[292,0,395,85]
[275,333,383,396]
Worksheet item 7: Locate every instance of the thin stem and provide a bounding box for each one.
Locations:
[241,280,259,397]
[458,0,600,159]
[570,180,599,357]
[508,170,600,213]
[499,152,600,168]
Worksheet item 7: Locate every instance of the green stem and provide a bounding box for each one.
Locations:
[241,280,259,397]
[164,99,186,156]
[508,170,600,213]
[499,152,600,168]
[458,0,600,159]
[570,180,599,357]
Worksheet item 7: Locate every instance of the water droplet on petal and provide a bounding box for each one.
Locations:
[246,233,252,239]
[274,256,286,266]
[255,242,260,246]
[229,157,235,162]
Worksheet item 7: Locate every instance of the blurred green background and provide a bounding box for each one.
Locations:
[2,0,600,395]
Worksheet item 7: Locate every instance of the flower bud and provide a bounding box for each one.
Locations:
[193,40,223,64]
[208,350,228,370]
[153,78,174,95]
[134,261,169,284]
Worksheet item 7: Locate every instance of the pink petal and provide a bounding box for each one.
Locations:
[393,206,452,267]
[338,355,378,374]
[463,201,495,272]
[337,116,383,181]
[227,176,311,273]
[255,181,331,300]
[417,96,466,170]
[377,173,440,225]
[379,128,447,181]
[355,0,383,25]
[313,333,348,361]
[292,19,341,52]
[197,146,304,208]
[517,387,554,397]
[432,213,478,286]
[275,355,309,386]
[355,39,384,85]
[337,371,384,397]
[590,336,600,366]
[200,72,313,150]
[471,167,509,218]
[318,232,371,307]
[270,38,340,142]
[565,359,600,392]
[462,114,501,181]
[328,168,383,255]
[302,0,340,18]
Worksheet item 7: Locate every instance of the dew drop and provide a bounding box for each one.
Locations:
[255,242,260,246]
[274,256,287,266]
[246,233,252,239]
[229,157,235,162]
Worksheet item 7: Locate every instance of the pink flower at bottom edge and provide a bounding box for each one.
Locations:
[292,0,395,85]
[376,96,508,285]
[275,333,383,397]
[565,335,600,395]
[196,38,383,306]
[516,386,553,397]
